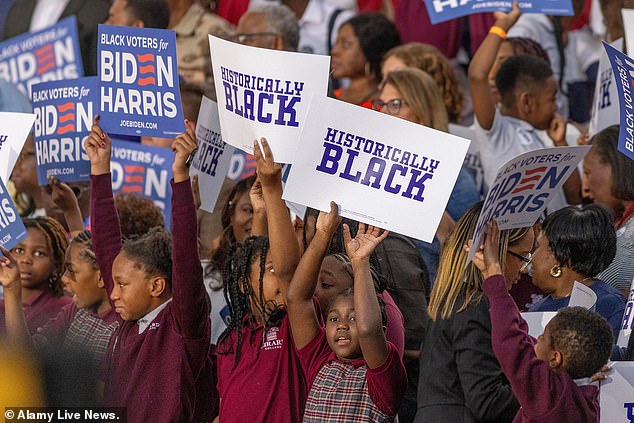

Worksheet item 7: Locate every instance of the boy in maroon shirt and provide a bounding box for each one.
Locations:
[472,221,613,423]
[86,117,215,423]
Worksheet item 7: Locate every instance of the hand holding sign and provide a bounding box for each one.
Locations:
[254,138,282,191]
[343,223,389,263]
[315,202,342,240]
[493,2,521,31]
[470,221,503,280]
[0,246,20,291]
[172,120,198,183]
[85,116,112,176]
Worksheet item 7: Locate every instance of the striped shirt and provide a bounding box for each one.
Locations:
[598,216,634,292]
[298,329,406,422]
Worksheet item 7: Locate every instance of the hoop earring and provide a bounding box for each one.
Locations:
[550,265,562,278]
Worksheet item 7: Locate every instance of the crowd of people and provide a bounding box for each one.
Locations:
[0,0,632,422]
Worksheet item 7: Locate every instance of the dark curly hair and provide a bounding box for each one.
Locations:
[507,37,551,65]
[541,204,616,278]
[217,236,285,367]
[344,12,401,82]
[121,227,172,289]
[547,307,613,379]
[23,217,69,297]
[495,54,553,109]
[329,287,387,326]
[114,193,165,240]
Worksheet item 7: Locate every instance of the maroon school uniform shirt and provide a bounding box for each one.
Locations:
[91,173,215,423]
[217,315,308,422]
[297,329,406,421]
[379,291,404,357]
[483,275,599,423]
[0,288,72,335]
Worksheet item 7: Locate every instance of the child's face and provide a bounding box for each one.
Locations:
[249,250,284,316]
[528,76,558,130]
[62,244,103,310]
[111,252,154,321]
[10,227,55,290]
[534,324,556,362]
[316,256,353,311]
[325,295,362,360]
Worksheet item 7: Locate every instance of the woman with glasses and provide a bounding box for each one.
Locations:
[415,201,532,423]
[527,204,625,338]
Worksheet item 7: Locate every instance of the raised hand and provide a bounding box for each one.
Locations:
[253,138,281,189]
[85,115,112,175]
[249,177,266,214]
[0,247,20,290]
[47,177,79,213]
[493,1,521,31]
[172,119,198,183]
[470,220,502,279]
[315,201,341,239]
[343,222,388,262]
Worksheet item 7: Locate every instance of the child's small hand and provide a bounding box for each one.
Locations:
[0,247,20,290]
[47,177,79,213]
[493,1,521,31]
[469,220,503,279]
[85,115,112,175]
[548,115,568,146]
[315,201,341,239]
[253,138,282,189]
[249,177,266,214]
[172,119,198,183]
[343,222,388,262]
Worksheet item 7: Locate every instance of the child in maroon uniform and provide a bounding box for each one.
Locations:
[86,117,214,423]
[286,203,407,422]
[472,221,613,423]
[216,138,303,422]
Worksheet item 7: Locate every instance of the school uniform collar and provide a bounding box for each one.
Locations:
[137,298,172,334]
[573,377,596,387]
[173,3,205,37]
[330,351,367,368]
[501,113,537,133]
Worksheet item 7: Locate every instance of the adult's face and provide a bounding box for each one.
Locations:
[236,12,279,50]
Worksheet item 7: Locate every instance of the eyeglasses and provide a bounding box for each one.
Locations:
[232,32,278,44]
[507,250,533,272]
[372,98,407,115]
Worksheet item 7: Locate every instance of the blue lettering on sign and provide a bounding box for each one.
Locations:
[604,42,634,158]
[624,402,634,422]
[220,66,304,127]
[315,127,441,202]
[599,68,613,109]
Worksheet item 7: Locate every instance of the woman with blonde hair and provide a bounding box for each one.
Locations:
[382,43,465,124]
[414,202,534,423]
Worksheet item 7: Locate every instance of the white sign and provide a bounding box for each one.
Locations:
[282,95,470,242]
[190,97,234,213]
[589,39,623,137]
[569,281,598,309]
[617,276,634,348]
[600,362,634,422]
[521,311,557,338]
[0,112,36,182]
[467,146,590,264]
[209,35,330,163]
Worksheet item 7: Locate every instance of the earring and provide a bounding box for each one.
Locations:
[550,265,562,278]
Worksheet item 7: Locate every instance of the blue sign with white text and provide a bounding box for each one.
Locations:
[604,42,634,161]
[110,139,174,229]
[0,177,26,251]
[32,77,96,185]
[0,16,84,98]
[97,25,185,138]
[424,0,573,24]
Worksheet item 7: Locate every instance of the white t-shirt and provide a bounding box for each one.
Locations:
[30,0,70,31]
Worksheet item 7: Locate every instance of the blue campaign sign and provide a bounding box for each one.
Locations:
[0,177,27,251]
[110,139,174,229]
[0,16,83,98]
[424,0,573,24]
[97,25,185,138]
[604,42,634,161]
[32,77,96,185]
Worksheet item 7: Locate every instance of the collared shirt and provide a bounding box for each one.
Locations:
[137,298,172,334]
[30,0,70,31]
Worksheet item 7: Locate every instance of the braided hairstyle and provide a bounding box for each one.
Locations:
[217,236,285,367]
[23,217,69,297]
[68,231,98,270]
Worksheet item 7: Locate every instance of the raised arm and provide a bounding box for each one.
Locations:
[48,177,85,237]
[170,121,209,339]
[253,138,300,290]
[344,223,389,369]
[0,247,31,349]
[468,3,521,130]
[287,202,341,349]
[86,116,122,304]
[248,178,268,237]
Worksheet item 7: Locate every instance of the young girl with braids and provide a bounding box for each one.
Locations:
[1,177,118,365]
[0,216,71,335]
[216,138,303,422]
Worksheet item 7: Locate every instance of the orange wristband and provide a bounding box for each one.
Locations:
[489,25,507,39]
